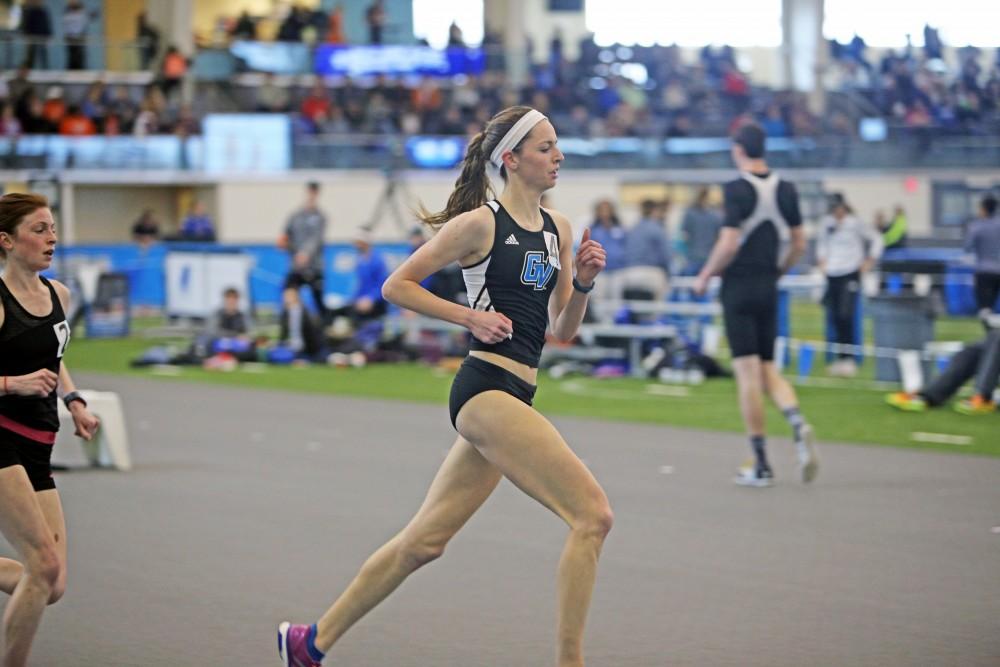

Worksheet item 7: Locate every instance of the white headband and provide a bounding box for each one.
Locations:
[489,109,548,169]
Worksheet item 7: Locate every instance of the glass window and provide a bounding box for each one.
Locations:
[585,0,781,47]
[412,0,483,49]
[824,0,995,46]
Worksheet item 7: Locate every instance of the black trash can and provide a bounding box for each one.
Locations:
[869,295,935,382]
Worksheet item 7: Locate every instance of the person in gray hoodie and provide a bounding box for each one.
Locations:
[280,181,329,323]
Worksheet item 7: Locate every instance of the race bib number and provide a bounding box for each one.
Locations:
[53,320,70,358]
[543,231,561,269]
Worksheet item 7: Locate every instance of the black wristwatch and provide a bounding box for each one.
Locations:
[572,277,595,294]
[63,391,87,409]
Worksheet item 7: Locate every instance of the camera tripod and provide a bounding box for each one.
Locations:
[363,139,414,234]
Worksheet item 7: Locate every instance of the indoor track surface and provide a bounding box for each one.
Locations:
[5,374,999,666]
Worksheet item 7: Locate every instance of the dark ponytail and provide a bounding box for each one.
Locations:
[418,131,494,229]
[418,105,536,230]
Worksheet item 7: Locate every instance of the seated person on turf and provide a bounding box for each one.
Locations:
[204,286,257,361]
[887,313,1000,415]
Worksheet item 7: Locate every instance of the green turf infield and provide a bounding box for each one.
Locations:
[68,301,998,457]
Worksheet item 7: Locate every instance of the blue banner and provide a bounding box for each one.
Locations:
[314,45,484,77]
[56,242,412,311]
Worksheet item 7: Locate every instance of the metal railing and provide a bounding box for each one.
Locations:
[0,33,156,72]
[1,131,999,172]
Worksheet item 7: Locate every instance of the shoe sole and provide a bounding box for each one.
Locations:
[277,622,291,667]
[799,424,819,484]
[886,395,927,412]
[954,406,996,415]
[733,474,773,488]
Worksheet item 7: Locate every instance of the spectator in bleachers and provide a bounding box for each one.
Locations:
[179,200,215,242]
[20,0,51,69]
[965,194,1000,315]
[660,80,690,116]
[173,103,201,137]
[721,62,750,113]
[300,82,331,129]
[621,198,672,303]
[106,85,138,134]
[325,4,346,44]
[923,24,943,60]
[15,90,51,134]
[448,21,465,48]
[80,81,109,128]
[62,0,91,70]
[0,103,22,139]
[314,105,351,134]
[57,105,96,136]
[365,0,386,44]
[665,112,693,138]
[231,10,256,41]
[558,104,593,138]
[136,12,160,71]
[5,67,31,109]
[411,77,443,117]
[759,103,788,138]
[680,186,723,275]
[276,6,307,42]
[254,73,291,113]
[41,87,66,128]
[159,46,189,99]
[132,98,159,136]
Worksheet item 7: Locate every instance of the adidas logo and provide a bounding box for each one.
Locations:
[504,234,519,245]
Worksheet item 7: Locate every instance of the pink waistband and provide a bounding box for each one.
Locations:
[0,414,56,445]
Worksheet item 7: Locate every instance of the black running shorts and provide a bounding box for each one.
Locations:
[721,279,779,361]
[0,428,56,492]
[449,356,537,429]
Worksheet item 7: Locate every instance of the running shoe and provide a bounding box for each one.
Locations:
[278,622,322,667]
[733,463,774,488]
[953,395,997,415]
[796,423,819,484]
[885,392,928,412]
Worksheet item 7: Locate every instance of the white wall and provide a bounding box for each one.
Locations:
[72,185,180,242]
[212,169,623,243]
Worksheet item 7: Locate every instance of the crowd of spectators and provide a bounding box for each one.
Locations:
[0,67,200,138]
[2,6,998,145]
[826,26,1000,136]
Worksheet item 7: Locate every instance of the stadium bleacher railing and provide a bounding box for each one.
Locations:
[3,132,1000,172]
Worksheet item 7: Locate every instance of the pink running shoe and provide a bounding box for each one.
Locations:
[277,622,323,667]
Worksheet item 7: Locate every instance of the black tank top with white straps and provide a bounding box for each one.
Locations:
[0,277,70,432]
[463,201,561,368]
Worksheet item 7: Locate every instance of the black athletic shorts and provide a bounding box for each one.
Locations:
[0,427,56,492]
[449,356,537,429]
[720,279,779,360]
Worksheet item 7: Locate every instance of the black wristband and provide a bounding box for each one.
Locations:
[63,391,86,409]
[572,277,595,294]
